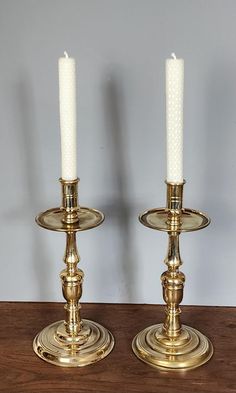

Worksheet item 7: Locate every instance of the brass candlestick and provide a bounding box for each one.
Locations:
[33,178,114,367]
[132,181,213,371]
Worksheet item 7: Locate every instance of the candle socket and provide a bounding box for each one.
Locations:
[132,180,213,371]
[166,180,185,227]
[60,178,79,223]
[33,178,114,367]
[166,180,184,210]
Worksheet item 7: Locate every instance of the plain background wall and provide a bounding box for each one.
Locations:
[0,0,235,306]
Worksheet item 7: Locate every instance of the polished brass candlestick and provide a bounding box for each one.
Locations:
[33,178,114,367]
[132,181,213,371]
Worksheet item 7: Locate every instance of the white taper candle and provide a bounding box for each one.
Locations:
[58,51,77,180]
[166,53,184,183]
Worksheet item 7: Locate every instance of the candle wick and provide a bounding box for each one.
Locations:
[171,52,177,60]
[64,51,69,58]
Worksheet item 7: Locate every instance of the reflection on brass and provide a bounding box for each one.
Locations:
[132,181,213,371]
[33,178,114,367]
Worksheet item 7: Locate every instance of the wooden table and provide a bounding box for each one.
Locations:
[0,302,235,393]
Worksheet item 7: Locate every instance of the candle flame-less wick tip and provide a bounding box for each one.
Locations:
[171,52,177,59]
[64,51,69,58]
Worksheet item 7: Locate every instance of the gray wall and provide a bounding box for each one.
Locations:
[0,0,235,305]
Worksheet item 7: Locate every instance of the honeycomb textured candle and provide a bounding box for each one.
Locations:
[166,56,184,183]
[59,54,77,180]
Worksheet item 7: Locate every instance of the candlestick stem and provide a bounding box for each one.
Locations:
[162,233,185,338]
[61,232,83,336]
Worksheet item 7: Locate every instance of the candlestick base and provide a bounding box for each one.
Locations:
[132,323,213,371]
[33,319,114,367]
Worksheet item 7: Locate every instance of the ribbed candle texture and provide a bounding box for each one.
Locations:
[166,54,184,183]
[58,52,77,180]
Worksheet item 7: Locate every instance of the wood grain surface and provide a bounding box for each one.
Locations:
[0,302,235,393]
